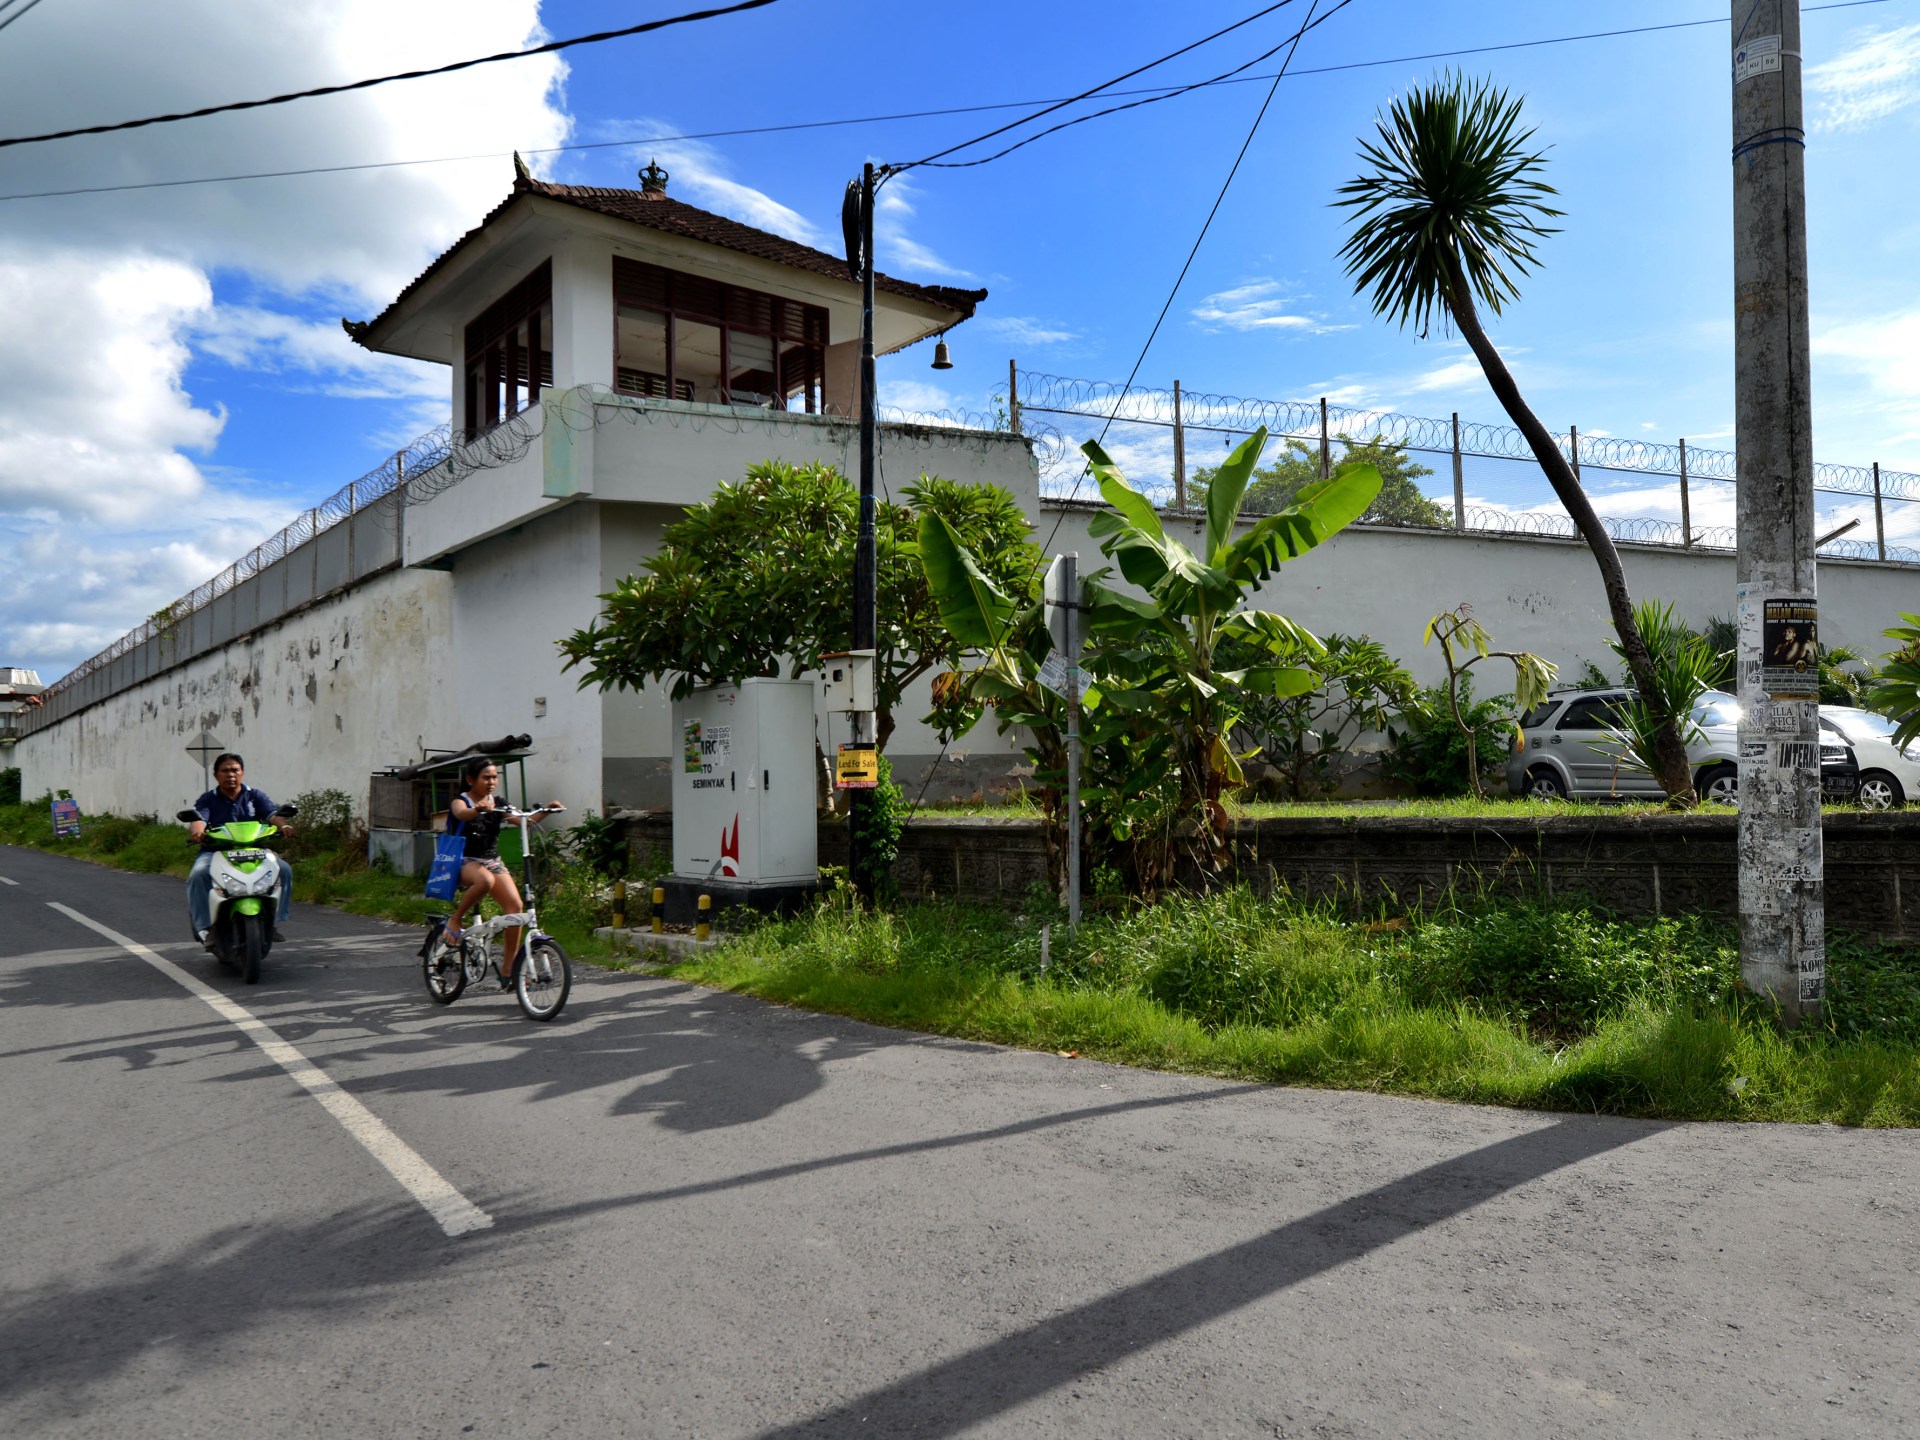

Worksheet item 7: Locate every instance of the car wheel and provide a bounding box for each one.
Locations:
[1699,763,1739,806]
[1857,770,1905,811]
[1525,766,1567,801]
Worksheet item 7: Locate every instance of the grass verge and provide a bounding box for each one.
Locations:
[10,798,1918,1124]
[661,890,1920,1126]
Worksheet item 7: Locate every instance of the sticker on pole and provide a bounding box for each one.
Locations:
[1761,597,1819,696]
[1734,34,1781,83]
[1036,654,1077,702]
[836,743,879,790]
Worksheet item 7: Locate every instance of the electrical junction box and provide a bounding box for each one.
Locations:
[818,649,876,714]
[671,679,818,887]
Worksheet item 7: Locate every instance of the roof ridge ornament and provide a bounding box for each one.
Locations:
[513,150,532,182]
[639,159,669,194]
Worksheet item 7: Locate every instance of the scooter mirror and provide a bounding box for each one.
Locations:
[274,804,300,818]
[176,809,200,823]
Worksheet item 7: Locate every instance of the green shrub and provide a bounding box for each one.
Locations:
[568,809,629,877]
[1826,936,1920,1046]
[86,815,145,853]
[1386,900,1738,1036]
[285,788,356,859]
[849,753,904,899]
[1384,674,1515,797]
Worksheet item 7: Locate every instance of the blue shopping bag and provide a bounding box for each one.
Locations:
[424,831,466,902]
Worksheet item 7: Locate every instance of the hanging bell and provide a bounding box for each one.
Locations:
[930,337,953,370]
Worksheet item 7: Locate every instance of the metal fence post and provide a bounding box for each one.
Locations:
[1008,358,1021,436]
[1679,438,1693,548]
[1569,425,1581,483]
[1451,411,1465,530]
[1173,379,1186,511]
[1874,462,1886,560]
[1319,396,1331,480]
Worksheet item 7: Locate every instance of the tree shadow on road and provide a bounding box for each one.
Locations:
[740,1114,1654,1438]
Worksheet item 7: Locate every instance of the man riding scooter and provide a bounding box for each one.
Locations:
[189,753,294,947]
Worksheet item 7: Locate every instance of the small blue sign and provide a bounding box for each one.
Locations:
[50,798,81,838]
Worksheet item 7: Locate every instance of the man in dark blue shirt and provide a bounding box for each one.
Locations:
[188,753,295,945]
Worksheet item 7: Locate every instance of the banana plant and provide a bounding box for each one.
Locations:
[1078,428,1380,866]
[921,426,1382,887]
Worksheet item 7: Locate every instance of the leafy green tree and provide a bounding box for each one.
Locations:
[1336,72,1696,806]
[558,459,1039,750]
[1230,634,1419,799]
[1191,434,1448,527]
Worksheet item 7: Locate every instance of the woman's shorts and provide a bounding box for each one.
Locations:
[466,858,509,876]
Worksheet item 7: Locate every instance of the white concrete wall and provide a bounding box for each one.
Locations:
[444,499,607,817]
[1037,506,1920,689]
[14,567,451,819]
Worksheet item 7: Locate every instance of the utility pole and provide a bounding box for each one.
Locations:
[847,162,880,901]
[1732,0,1822,1023]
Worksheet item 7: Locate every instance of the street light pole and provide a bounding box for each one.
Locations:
[1731,0,1823,1023]
[849,162,880,899]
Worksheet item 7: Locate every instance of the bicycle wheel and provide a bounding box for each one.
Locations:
[423,933,466,1005]
[515,936,571,1022]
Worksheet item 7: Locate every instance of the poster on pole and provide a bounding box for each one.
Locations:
[1761,597,1819,696]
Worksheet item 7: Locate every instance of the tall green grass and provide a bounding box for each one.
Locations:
[669,888,1920,1126]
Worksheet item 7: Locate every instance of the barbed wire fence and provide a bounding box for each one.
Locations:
[1010,368,1920,565]
[31,370,1920,722]
[29,383,1065,720]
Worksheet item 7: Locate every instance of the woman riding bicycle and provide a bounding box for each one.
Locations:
[443,757,563,985]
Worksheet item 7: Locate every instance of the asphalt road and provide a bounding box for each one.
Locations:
[3,843,1918,1439]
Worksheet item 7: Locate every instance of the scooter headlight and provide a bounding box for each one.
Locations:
[246,864,280,896]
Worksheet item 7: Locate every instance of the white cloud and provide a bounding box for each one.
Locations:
[1814,307,1920,459]
[591,116,833,249]
[0,250,221,521]
[1190,280,1348,336]
[1407,358,1484,394]
[976,315,1079,347]
[1807,23,1920,133]
[0,0,571,680]
[872,173,973,282]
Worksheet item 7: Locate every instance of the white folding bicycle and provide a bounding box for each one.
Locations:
[420,804,571,1022]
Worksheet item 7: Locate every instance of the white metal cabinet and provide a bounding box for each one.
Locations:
[671,679,817,885]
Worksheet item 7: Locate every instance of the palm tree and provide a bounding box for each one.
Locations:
[1335,72,1697,806]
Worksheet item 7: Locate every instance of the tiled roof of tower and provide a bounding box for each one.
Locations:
[359,175,988,341]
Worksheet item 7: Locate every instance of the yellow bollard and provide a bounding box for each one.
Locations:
[696,893,711,942]
[612,879,626,930]
[652,886,665,935]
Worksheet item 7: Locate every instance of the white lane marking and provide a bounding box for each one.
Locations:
[47,902,492,1238]
[0,876,18,885]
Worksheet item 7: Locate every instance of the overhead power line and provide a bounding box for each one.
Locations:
[0,0,1887,202]
[0,0,50,37]
[0,0,778,152]
[1034,0,1351,559]
[896,0,1303,172]
[905,1,1353,172]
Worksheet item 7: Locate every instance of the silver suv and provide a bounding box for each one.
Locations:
[1505,688,1857,802]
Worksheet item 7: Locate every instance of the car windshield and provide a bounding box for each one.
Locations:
[1825,708,1899,744]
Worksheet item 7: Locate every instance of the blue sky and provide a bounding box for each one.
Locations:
[2,0,1917,682]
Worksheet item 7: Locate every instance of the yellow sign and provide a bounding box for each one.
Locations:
[835,743,879,790]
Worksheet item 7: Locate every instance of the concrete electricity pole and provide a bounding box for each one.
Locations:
[1731,0,1823,1023]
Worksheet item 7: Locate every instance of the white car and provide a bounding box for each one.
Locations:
[1819,706,1920,809]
